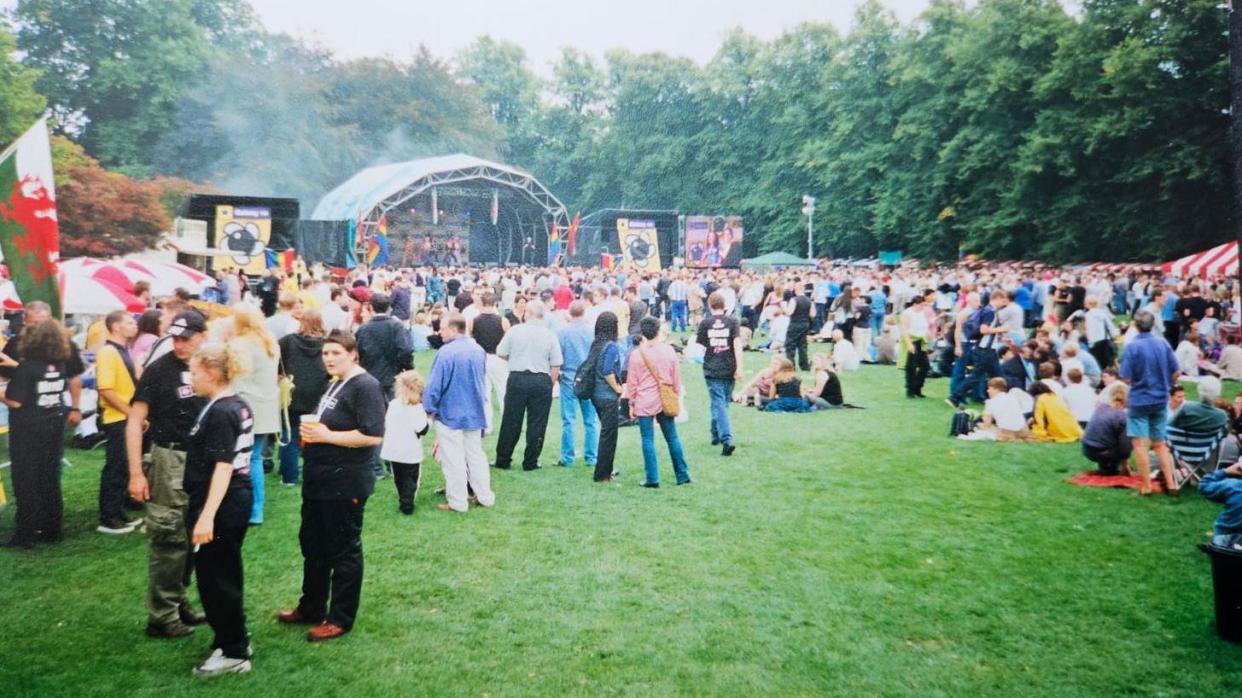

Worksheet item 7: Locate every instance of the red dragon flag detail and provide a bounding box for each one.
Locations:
[0,118,61,317]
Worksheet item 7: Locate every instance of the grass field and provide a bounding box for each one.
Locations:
[2,349,1242,696]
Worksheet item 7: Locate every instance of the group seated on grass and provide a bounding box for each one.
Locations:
[732,354,850,412]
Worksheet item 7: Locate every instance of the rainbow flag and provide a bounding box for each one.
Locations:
[547,224,561,265]
[366,215,390,266]
[601,252,615,270]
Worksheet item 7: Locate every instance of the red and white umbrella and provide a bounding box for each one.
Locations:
[1163,242,1239,279]
[58,272,146,315]
[118,259,213,296]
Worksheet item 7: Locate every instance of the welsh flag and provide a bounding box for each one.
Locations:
[0,118,61,317]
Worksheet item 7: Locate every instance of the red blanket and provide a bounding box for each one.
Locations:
[1066,471,1166,492]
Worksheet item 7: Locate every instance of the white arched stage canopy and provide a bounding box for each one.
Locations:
[312,154,569,266]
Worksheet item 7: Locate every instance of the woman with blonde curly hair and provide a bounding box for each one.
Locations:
[217,305,280,525]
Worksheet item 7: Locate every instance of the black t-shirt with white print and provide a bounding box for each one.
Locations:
[6,359,67,422]
[303,371,386,501]
[132,352,207,444]
[697,313,739,379]
[185,395,254,520]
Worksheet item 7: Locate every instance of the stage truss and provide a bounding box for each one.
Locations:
[355,163,570,266]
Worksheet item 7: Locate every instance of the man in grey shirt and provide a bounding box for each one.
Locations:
[494,300,563,471]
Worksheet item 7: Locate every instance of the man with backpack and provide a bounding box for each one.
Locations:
[945,292,982,408]
[947,291,1002,408]
[556,301,598,468]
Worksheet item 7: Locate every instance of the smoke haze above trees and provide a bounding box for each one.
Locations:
[5,0,1232,262]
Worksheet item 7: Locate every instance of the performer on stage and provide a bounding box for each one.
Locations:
[446,235,462,266]
[522,237,535,265]
[420,235,433,265]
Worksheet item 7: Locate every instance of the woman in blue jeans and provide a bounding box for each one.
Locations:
[625,317,691,487]
[587,312,624,482]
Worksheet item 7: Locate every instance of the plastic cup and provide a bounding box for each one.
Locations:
[299,415,320,446]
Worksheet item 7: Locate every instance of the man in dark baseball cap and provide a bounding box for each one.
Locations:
[126,308,210,638]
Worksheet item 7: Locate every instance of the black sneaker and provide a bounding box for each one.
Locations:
[146,620,195,638]
[722,444,736,457]
[640,481,660,489]
[1,537,35,549]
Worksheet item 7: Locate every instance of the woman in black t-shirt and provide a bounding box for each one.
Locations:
[1,320,71,548]
[185,344,254,676]
[805,353,845,410]
[278,329,385,642]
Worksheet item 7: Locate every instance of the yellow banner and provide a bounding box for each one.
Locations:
[616,218,660,271]
[214,204,271,275]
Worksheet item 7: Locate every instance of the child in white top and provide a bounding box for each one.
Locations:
[381,370,429,515]
[1061,368,1098,425]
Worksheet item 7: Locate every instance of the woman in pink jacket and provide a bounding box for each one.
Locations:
[626,316,691,487]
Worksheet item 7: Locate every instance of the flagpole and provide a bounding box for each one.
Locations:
[0,115,48,164]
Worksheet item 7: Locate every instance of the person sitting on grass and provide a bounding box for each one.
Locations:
[735,355,782,407]
[1081,383,1132,476]
[1031,381,1083,443]
[1062,368,1098,427]
[958,377,1034,441]
[804,353,844,410]
[761,357,811,413]
[1037,361,1064,396]
[1098,367,1125,406]
[830,329,860,371]
[1201,461,1242,549]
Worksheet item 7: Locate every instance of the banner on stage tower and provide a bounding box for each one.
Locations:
[617,218,660,271]
[214,204,271,274]
[685,215,743,268]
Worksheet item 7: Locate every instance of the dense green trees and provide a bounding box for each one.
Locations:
[4,0,1233,261]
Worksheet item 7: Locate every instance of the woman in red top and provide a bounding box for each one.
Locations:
[626,316,691,487]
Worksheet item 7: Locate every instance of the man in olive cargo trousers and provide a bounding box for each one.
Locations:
[126,312,210,637]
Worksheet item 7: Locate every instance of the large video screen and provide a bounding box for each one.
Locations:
[685,215,743,268]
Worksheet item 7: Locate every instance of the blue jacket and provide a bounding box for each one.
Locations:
[1200,470,1242,535]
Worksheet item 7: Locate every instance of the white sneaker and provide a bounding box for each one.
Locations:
[193,649,252,677]
[96,520,136,534]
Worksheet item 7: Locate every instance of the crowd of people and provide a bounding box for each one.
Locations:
[5,256,1242,675]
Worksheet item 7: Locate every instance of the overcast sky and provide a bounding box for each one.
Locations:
[245,0,934,73]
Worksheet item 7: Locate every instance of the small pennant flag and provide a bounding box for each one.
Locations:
[0,118,62,317]
[490,189,498,225]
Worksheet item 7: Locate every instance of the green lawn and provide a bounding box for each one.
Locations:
[2,350,1242,696]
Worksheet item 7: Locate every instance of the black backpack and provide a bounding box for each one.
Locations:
[573,346,602,400]
[949,410,978,437]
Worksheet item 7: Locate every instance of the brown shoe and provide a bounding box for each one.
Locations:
[145,620,194,638]
[178,602,207,626]
[277,608,323,625]
[307,622,349,642]
[436,502,462,512]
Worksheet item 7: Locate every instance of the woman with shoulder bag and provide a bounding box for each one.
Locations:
[625,316,691,488]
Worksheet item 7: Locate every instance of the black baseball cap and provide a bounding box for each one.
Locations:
[168,310,207,337]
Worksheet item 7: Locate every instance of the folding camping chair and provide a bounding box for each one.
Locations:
[1165,425,1227,487]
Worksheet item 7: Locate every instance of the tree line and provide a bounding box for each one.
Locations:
[0,0,1230,262]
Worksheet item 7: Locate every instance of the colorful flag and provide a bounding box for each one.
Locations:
[601,252,614,270]
[566,212,580,256]
[431,188,439,225]
[547,224,561,266]
[377,213,389,235]
[0,118,62,317]
[490,189,498,225]
[367,229,390,266]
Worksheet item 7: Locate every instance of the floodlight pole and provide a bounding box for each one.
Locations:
[802,195,816,261]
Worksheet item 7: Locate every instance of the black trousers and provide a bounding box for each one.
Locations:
[298,497,367,629]
[100,421,129,524]
[1089,339,1115,371]
[192,490,251,660]
[495,371,553,470]
[785,322,811,371]
[592,396,619,481]
[9,414,65,542]
[905,340,930,396]
[391,462,422,511]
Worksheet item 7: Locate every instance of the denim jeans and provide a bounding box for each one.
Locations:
[870,312,885,338]
[954,346,1000,404]
[559,381,599,466]
[947,343,973,403]
[669,300,688,332]
[638,414,691,485]
[249,433,267,524]
[705,377,735,446]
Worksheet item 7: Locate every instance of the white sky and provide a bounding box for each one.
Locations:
[244,0,934,73]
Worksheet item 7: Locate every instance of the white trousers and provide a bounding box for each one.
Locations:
[435,422,496,512]
[484,354,509,432]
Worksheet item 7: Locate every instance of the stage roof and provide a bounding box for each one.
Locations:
[310,153,541,222]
